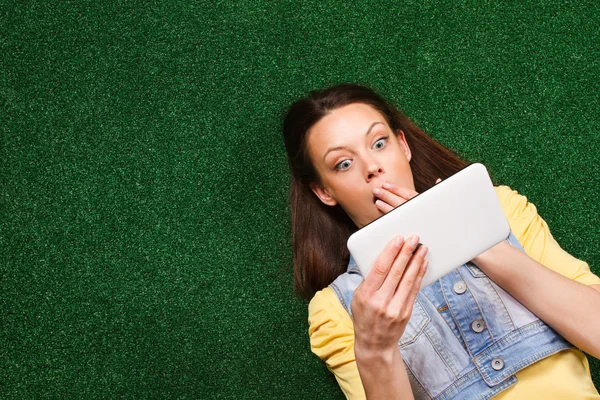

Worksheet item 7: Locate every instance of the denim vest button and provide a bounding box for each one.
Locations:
[330,232,576,400]
[491,358,505,371]
[453,281,467,294]
[471,319,485,333]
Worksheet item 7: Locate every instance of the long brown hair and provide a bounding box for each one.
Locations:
[282,84,468,299]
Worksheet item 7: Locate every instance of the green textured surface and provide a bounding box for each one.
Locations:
[1,1,599,398]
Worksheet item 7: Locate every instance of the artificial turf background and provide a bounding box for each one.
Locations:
[2,1,599,398]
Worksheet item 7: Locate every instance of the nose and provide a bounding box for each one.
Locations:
[365,156,384,181]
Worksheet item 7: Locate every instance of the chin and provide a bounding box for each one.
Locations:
[359,210,382,228]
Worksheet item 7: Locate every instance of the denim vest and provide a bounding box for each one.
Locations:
[330,232,573,400]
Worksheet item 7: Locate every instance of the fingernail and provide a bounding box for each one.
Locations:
[409,235,419,245]
[382,182,391,189]
[373,188,381,195]
[420,245,428,255]
[395,236,404,246]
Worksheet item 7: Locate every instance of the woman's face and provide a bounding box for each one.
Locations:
[307,103,415,228]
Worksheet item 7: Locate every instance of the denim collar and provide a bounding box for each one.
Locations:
[347,255,361,274]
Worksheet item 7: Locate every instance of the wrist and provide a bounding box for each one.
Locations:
[354,345,412,399]
[354,342,399,367]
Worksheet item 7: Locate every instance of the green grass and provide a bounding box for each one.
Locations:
[2,1,599,398]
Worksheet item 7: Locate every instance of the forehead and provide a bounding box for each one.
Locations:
[307,103,388,155]
[312,103,386,136]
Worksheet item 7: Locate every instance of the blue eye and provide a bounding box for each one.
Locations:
[335,160,352,171]
[373,137,387,150]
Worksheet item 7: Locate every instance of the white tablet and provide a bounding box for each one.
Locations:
[347,163,510,287]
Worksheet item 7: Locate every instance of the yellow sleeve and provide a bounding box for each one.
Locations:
[308,287,366,400]
[495,185,600,286]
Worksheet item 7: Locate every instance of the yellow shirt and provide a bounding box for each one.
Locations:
[308,185,600,399]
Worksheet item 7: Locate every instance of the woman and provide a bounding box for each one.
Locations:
[282,84,600,399]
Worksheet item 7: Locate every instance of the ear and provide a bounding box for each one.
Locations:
[309,182,338,206]
[397,130,412,162]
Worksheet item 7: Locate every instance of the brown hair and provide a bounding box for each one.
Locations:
[282,84,468,299]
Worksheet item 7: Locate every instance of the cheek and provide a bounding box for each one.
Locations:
[386,148,409,167]
[387,153,413,177]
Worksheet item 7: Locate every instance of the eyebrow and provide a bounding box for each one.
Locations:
[322,122,384,161]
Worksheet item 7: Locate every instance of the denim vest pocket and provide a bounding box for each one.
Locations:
[399,297,431,347]
[465,262,486,278]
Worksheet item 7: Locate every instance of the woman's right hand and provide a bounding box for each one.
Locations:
[351,235,429,360]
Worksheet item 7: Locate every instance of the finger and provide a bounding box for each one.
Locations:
[382,241,427,296]
[362,236,405,293]
[435,178,442,184]
[378,235,422,294]
[373,187,405,209]
[375,199,394,213]
[396,245,428,297]
[382,182,419,201]
[389,252,428,312]
[390,259,429,316]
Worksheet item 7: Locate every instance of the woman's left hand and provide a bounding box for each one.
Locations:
[374,179,441,213]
